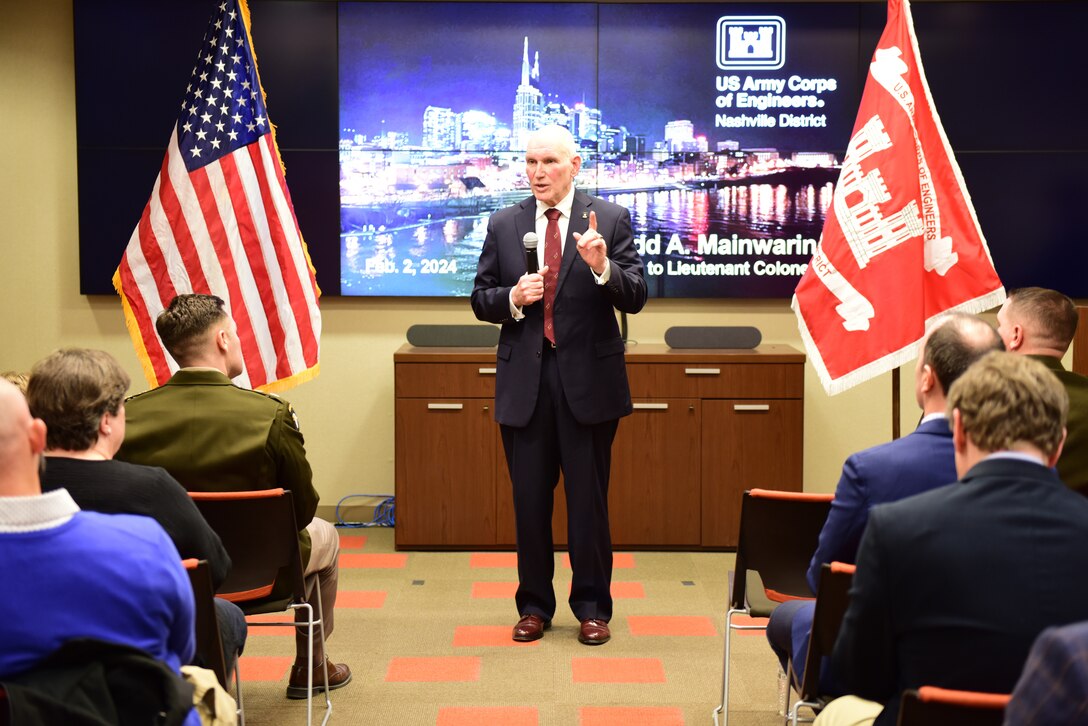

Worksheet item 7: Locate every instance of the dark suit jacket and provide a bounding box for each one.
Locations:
[805,417,956,592]
[831,457,1088,726]
[1030,355,1088,494]
[470,191,647,427]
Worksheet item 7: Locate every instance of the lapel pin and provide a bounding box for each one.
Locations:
[581,212,588,219]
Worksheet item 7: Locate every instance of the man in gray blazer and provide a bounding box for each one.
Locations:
[471,125,646,645]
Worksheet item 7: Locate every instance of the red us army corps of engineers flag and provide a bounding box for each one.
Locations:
[792,0,1004,395]
[113,0,321,393]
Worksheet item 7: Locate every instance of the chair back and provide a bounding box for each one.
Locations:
[730,488,833,614]
[794,562,855,701]
[182,558,228,688]
[188,489,305,610]
[897,686,1010,726]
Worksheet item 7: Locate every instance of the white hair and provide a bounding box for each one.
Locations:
[527,125,578,159]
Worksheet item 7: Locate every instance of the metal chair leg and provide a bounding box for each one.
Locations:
[291,574,333,726]
[712,606,743,726]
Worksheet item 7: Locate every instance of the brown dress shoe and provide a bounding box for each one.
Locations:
[512,614,550,642]
[285,657,352,699]
[578,619,610,645]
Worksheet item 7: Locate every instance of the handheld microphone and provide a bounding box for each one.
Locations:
[522,232,540,274]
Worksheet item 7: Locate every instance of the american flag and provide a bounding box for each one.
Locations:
[114,0,321,392]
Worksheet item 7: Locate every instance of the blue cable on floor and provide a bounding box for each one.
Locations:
[335,494,395,528]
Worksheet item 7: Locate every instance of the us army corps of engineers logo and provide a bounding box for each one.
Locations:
[716,16,786,70]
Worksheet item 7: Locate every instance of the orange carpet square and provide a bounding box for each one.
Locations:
[562,553,635,569]
[579,707,684,726]
[238,655,293,682]
[438,707,538,726]
[339,553,408,568]
[453,626,540,648]
[731,614,770,635]
[470,552,518,568]
[571,657,666,683]
[627,615,717,636]
[385,656,482,682]
[338,590,387,608]
[611,582,646,599]
[245,614,294,636]
[337,534,367,550]
[471,581,519,599]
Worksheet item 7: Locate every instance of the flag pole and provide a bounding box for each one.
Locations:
[891,368,901,440]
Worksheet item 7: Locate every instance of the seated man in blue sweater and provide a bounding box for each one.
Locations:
[767,313,1002,692]
[0,378,199,726]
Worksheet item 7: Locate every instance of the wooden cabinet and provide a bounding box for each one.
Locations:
[394,344,804,549]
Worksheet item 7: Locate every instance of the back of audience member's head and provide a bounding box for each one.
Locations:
[1002,287,1078,353]
[947,351,1067,458]
[0,378,47,496]
[27,349,130,452]
[1,371,29,395]
[156,294,229,366]
[923,313,1005,395]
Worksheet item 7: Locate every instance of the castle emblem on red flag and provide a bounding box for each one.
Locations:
[793,0,1003,395]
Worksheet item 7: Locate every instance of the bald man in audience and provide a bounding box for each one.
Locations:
[997,287,1088,493]
[816,352,1088,726]
[0,379,200,725]
[117,293,350,699]
[766,313,1002,692]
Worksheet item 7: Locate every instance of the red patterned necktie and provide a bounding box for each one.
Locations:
[542,208,562,344]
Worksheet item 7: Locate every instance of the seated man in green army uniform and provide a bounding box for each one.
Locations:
[118,293,351,699]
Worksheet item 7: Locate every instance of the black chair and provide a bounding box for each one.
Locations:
[189,489,331,726]
[898,686,1010,726]
[182,558,242,723]
[785,562,855,724]
[712,488,833,726]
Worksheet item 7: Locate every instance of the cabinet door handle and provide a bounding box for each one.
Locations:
[734,404,770,412]
[633,402,669,410]
[427,403,464,410]
[478,367,496,375]
[685,367,721,376]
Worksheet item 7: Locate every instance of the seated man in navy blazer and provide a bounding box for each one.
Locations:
[766,313,1002,690]
[816,352,1088,726]
[471,125,646,645]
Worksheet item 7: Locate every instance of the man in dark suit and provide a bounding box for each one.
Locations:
[766,313,1002,690]
[816,352,1088,726]
[997,286,1088,493]
[471,125,647,645]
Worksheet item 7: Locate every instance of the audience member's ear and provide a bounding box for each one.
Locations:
[919,363,935,395]
[951,409,967,454]
[1006,324,1024,351]
[1048,428,1067,469]
[28,418,47,455]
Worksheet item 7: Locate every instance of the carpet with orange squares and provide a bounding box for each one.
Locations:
[233,527,782,725]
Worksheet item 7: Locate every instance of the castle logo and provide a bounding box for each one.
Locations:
[716,16,786,70]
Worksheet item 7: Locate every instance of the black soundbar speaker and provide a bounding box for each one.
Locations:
[406,324,500,347]
[664,326,762,350]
